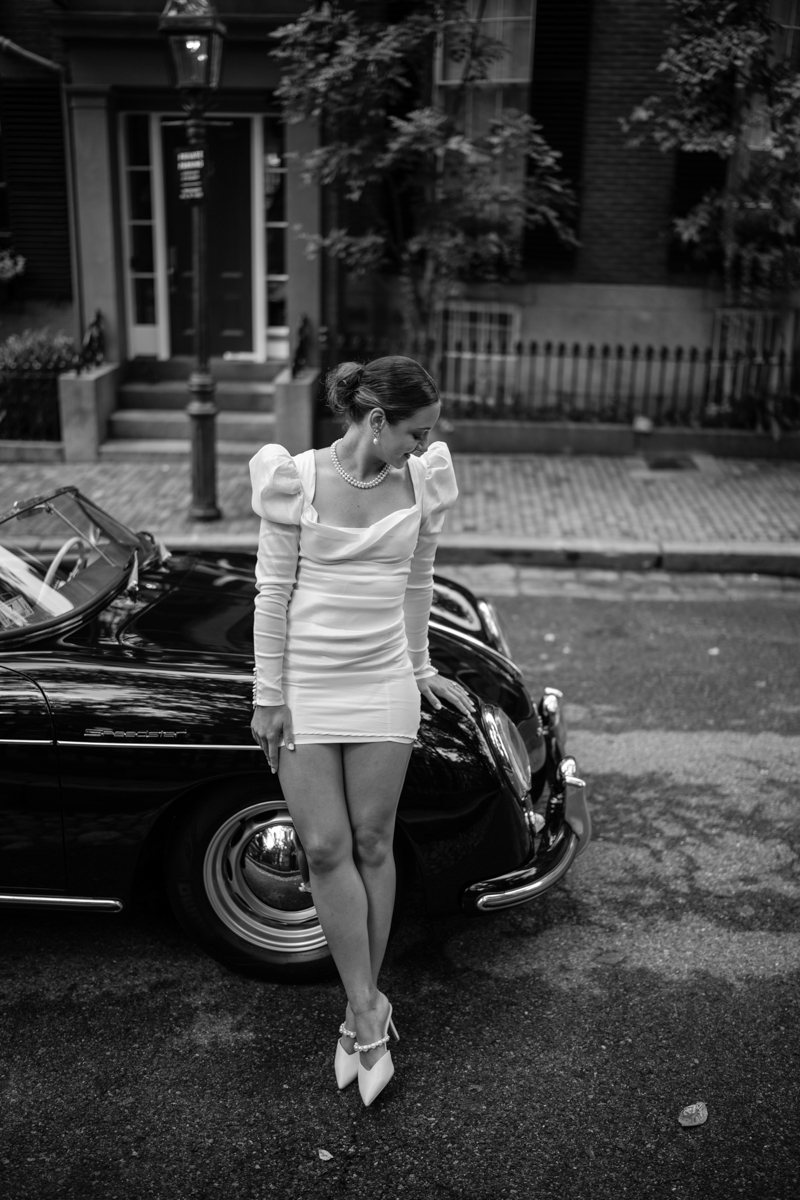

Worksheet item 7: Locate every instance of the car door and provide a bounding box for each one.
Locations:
[0,663,65,890]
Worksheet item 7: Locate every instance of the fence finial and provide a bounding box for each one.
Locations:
[292,313,311,378]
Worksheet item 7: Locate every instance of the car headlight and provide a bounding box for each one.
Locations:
[482,704,532,800]
[476,599,513,659]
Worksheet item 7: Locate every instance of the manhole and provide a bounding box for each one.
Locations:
[646,455,697,471]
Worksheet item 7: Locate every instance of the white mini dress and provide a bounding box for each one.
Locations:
[249,441,458,744]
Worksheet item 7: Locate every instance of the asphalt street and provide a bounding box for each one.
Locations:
[1,569,798,1200]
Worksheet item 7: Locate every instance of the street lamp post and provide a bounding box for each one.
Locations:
[159,0,226,521]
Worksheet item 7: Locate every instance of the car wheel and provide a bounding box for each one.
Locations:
[165,785,334,982]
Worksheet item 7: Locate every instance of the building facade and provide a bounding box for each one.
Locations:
[1,0,320,371]
[2,0,778,384]
[344,0,725,358]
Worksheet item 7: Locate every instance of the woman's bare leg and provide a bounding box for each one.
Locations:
[277,744,392,1066]
[342,740,413,980]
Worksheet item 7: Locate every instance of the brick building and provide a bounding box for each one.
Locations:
[0,1,748,398]
[343,0,728,357]
[462,0,725,352]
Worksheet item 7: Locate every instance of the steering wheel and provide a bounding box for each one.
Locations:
[43,536,91,588]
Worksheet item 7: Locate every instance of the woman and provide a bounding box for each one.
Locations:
[249,356,472,1106]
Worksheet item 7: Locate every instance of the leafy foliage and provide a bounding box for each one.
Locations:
[0,329,76,373]
[271,1,576,354]
[0,250,26,283]
[623,0,800,305]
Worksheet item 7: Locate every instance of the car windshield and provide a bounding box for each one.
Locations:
[0,489,140,637]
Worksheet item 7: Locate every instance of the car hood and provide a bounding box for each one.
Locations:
[120,552,257,663]
[117,552,530,722]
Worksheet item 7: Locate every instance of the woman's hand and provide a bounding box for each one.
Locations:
[251,704,295,774]
[417,674,475,718]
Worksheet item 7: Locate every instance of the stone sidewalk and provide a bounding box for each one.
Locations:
[1,452,799,573]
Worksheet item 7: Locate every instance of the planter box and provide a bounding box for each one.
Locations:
[58,363,121,461]
[274,367,320,455]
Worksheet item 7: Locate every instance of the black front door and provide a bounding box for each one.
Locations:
[162,117,253,357]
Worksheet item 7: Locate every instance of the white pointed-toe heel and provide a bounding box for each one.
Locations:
[355,1004,399,1107]
[334,1022,359,1089]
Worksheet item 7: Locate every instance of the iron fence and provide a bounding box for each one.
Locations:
[0,370,61,440]
[324,333,799,430]
[440,340,799,427]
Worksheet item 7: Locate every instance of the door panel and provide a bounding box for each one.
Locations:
[40,657,257,899]
[162,117,253,357]
[0,664,64,890]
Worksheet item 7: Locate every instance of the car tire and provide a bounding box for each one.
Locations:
[164,781,414,984]
[165,782,335,983]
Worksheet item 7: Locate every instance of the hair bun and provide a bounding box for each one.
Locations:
[325,361,367,419]
[345,363,364,395]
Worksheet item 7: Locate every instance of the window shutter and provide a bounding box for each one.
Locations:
[0,80,72,299]
[526,0,593,270]
[530,0,593,187]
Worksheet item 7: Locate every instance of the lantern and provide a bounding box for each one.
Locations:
[159,0,226,105]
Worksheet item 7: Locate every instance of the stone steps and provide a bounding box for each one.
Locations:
[116,380,276,412]
[124,357,286,383]
[107,408,275,443]
[98,437,267,462]
[99,359,292,461]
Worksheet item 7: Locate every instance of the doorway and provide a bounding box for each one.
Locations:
[161,117,253,357]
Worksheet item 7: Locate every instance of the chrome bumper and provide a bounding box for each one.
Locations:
[461,778,591,913]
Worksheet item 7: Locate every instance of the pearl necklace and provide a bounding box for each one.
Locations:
[330,440,390,489]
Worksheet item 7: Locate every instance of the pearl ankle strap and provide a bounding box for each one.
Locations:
[353,1034,390,1053]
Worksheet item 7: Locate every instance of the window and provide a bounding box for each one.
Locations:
[437,1,536,136]
[439,0,536,84]
[263,117,288,360]
[442,301,520,350]
[122,114,157,330]
[772,0,800,69]
[439,301,521,407]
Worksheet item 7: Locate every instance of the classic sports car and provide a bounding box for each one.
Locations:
[0,486,590,982]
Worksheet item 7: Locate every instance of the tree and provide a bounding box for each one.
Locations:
[271,1,576,365]
[623,0,800,309]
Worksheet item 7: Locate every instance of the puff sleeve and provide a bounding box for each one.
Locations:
[403,442,458,680]
[249,445,304,707]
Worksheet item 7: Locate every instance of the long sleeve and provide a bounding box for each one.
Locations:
[403,442,458,680]
[253,518,300,706]
[249,445,305,707]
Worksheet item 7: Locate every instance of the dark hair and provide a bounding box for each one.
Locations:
[325,355,440,426]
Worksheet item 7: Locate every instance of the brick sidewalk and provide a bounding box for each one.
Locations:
[1,452,799,559]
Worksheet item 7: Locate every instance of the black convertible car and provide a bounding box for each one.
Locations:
[0,486,590,981]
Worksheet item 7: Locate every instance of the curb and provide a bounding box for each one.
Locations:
[436,535,661,571]
[156,530,800,577]
[660,541,800,576]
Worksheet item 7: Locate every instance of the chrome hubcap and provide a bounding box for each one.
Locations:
[203,801,327,955]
